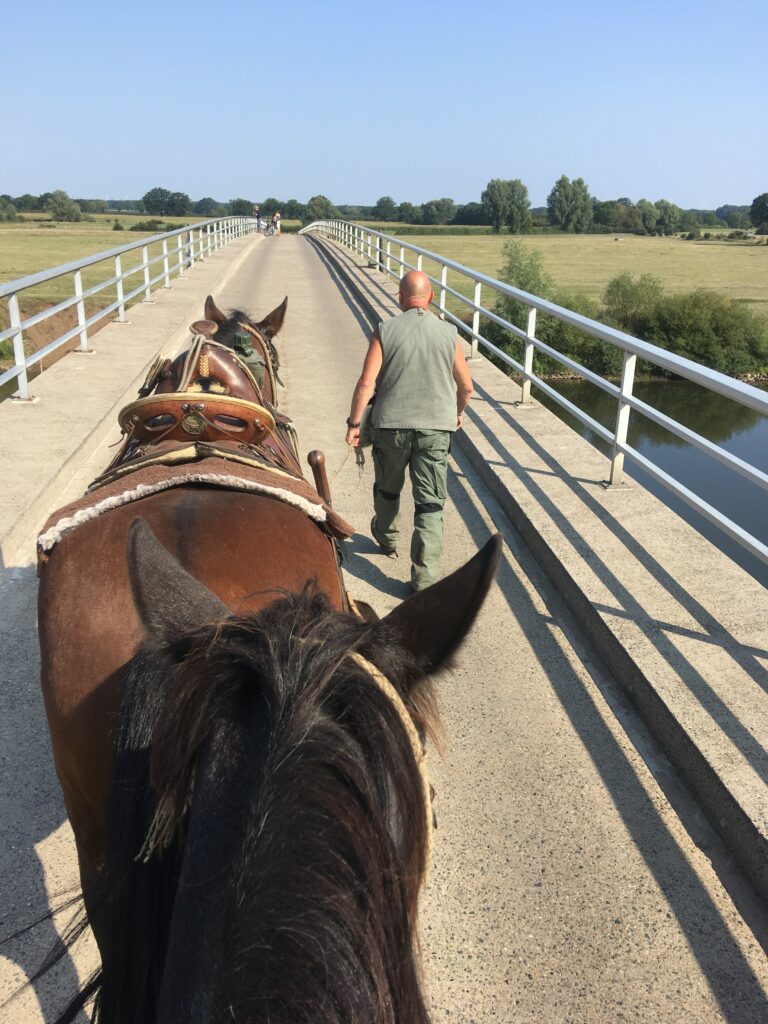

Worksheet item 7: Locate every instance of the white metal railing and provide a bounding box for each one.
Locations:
[301,219,768,571]
[0,216,258,400]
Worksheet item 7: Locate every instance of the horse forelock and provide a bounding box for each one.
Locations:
[216,308,281,372]
[119,586,436,1024]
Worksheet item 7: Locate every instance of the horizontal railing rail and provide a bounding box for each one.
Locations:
[0,216,258,400]
[301,219,768,572]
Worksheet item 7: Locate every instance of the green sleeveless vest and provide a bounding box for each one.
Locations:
[373,308,457,431]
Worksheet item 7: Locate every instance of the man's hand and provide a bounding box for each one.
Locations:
[345,427,361,447]
[456,413,464,431]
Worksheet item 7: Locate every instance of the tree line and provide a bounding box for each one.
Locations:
[2,185,766,236]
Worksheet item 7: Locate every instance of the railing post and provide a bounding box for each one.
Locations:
[399,246,405,279]
[385,240,391,276]
[115,255,127,319]
[188,231,195,269]
[198,228,204,261]
[8,292,29,400]
[521,307,537,404]
[74,269,88,350]
[610,350,637,486]
[417,254,423,272]
[439,265,447,317]
[206,224,212,256]
[162,240,170,288]
[367,233,372,262]
[177,233,185,277]
[142,246,151,301]
[376,236,382,272]
[471,280,482,358]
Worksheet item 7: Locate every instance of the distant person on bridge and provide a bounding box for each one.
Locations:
[345,269,473,591]
[273,210,281,236]
[253,204,261,231]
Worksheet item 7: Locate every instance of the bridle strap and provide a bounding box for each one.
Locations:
[346,651,433,878]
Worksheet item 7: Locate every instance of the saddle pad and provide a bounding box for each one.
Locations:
[38,457,355,556]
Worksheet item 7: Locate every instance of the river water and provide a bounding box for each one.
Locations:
[534,378,768,587]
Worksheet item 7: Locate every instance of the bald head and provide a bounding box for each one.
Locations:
[398,270,433,311]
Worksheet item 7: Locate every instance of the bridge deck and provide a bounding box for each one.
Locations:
[1,234,767,1022]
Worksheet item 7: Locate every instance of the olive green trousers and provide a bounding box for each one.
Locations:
[371,428,451,589]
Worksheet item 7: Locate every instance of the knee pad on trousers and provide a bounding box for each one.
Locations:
[414,501,444,515]
[374,483,400,502]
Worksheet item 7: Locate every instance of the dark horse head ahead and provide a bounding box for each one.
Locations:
[203,294,287,405]
[48,522,500,1024]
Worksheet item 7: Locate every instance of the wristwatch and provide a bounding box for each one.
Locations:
[346,418,361,428]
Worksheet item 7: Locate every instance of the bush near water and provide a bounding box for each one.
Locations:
[487,241,768,380]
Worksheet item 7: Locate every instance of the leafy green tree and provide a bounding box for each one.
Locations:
[166,192,191,216]
[283,199,306,219]
[303,195,340,223]
[547,176,592,232]
[421,197,456,224]
[654,199,681,234]
[679,211,700,232]
[77,199,108,213]
[45,190,82,222]
[601,273,664,336]
[750,194,768,227]
[725,210,749,229]
[13,193,39,211]
[195,197,224,215]
[506,179,530,233]
[481,179,511,233]
[372,196,397,220]
[260,197,282,217]
[0,197,18,222]
[636,199,659,234]
[142,187,172,215]
[453,202,485,225]
[229,198,253,216]
[397,201,421,223]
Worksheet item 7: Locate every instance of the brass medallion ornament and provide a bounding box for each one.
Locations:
[181,411,207,435]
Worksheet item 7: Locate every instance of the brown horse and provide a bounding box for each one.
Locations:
[35,326,501,1021]
[200,293,287,406]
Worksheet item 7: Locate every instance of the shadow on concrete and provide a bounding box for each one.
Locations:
[304,239,381,336]
[446,452,768,1022]
[467,383,768,783]
[0,560,89,1022]
[340,533,412,601]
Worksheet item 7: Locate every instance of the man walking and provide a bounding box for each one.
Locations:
[345,270,473,591]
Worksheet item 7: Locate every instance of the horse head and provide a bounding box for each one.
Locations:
[203,293,287,404]
[91,520,502,1024]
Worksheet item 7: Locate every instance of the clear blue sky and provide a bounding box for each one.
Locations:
[3,0,766,209]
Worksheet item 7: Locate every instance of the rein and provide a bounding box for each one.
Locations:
[237,321,282,393]
[346,650,433,879]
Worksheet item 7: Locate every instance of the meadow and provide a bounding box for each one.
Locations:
[370,232,768,321]
[0,214,299,375]
[2,217,765,378]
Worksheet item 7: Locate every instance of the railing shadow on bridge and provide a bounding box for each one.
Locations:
[466,381,768,780]
[445,451,768,1022]
[0,560,89,1023]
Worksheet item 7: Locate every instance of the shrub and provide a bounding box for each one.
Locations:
[129,219,167,232]
[601,272,664,337]
[0,198,18,222]
[645,291,768,376]
[112,220,125,231]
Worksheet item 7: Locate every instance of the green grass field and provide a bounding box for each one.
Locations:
[373,232,768,321]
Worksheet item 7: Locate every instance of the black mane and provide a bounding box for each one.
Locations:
[64,588,437,1024]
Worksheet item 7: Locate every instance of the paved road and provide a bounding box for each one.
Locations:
[1,234,767,1022]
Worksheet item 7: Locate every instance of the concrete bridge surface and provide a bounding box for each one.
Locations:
[1,232,767,1023]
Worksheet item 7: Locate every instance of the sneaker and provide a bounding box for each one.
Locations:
[371,517,398,557]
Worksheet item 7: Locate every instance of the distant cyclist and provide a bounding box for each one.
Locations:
[272,210,281,237]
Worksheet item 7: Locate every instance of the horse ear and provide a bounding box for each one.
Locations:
[378,534,502,676]
[204,294,227,326]
[127,519,230,641]
[256,296,288,338]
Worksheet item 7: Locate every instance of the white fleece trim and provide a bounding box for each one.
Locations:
[38,473,327,553]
